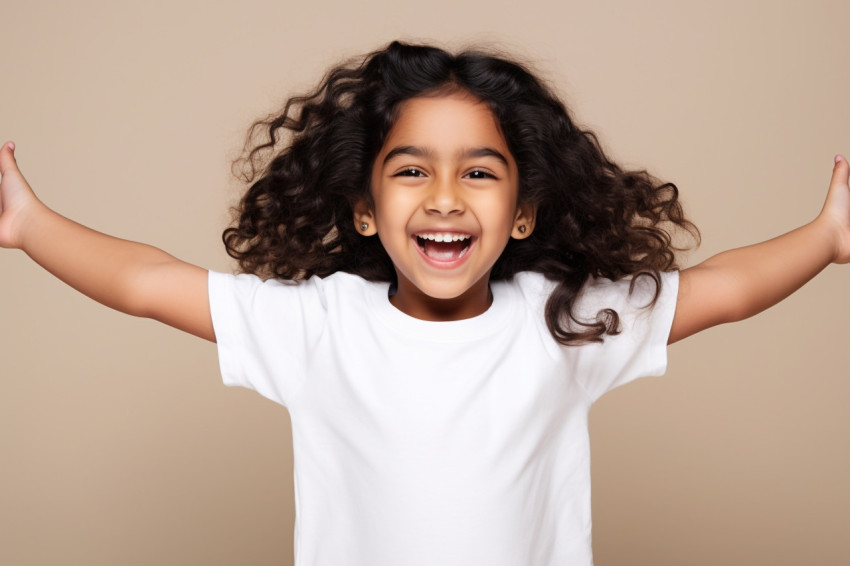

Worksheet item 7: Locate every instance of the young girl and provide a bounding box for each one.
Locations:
[1,40,847,565]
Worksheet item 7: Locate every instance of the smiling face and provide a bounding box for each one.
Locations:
[354,91,535,321]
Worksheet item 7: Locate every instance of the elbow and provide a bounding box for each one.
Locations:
[715,288,772,326]
[115,289,154,320]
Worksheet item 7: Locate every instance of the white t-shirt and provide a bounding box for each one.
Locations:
[209,270,678,566]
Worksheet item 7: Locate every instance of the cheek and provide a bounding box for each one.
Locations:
[374,188,416,224]
[475,196,518,231]
[373,197,411,251]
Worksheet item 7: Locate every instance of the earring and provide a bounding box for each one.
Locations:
[360,222,369,231]
[518,225,527,234]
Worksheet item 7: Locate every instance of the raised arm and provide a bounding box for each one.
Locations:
[0,142,215,341]
[669,155,850,344]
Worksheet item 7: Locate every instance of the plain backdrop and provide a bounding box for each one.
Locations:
[1,1,848,565]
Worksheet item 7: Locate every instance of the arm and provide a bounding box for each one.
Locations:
[669,155,850,344]
[0,142,215,342]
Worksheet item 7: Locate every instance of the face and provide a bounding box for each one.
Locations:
[355,92,535,321]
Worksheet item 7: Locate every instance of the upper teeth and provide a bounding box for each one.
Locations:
[418,233,471,242]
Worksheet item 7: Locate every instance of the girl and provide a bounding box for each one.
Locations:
[1,40,847,565]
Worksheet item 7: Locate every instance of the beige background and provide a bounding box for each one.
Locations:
[2,1,848,564]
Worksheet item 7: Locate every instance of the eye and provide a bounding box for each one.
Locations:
[393,167,426,177]
[464,169,497,180]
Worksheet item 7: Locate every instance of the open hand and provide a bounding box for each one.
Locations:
[0,142,41,249]
[817,154,850,264]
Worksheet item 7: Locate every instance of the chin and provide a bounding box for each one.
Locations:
[418,279,481,301]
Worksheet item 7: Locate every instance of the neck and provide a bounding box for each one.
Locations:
[389,279,493,321]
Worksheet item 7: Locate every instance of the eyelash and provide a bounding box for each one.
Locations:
[465,169,496,180]
[394,168,425,177]
[392,168,497,179]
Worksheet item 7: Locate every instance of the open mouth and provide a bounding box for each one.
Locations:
[415,232,473,262]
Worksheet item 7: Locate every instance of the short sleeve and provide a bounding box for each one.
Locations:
[570,271,679,402]
[208,271,328,407]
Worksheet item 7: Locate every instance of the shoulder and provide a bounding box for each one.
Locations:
[209,270,372,295]
[505,270,678,310]
[504,271,558,306]
[577,271,678,312]
[505,270,679,341]
[208,270,380,319]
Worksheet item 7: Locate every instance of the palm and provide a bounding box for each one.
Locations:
[819,155,850,264]
[0,143,38,249]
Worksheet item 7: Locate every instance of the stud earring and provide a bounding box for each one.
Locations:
[360,222,369,231]
[518,225,527,234]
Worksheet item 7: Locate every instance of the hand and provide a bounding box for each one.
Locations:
[815,154,850,264]
[671,153,850,343]
[0,142,43,250]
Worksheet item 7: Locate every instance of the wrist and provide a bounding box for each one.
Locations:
[16,198,53,252]
[809,212,845,265]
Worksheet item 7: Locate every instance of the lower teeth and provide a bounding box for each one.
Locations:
[418,238,469,260]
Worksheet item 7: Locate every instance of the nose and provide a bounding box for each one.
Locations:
[424,176,465,216]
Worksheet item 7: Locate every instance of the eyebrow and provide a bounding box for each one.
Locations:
[382,145,510,167]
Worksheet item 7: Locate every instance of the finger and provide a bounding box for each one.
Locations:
[831,154,849,187]
[0,141,19,178]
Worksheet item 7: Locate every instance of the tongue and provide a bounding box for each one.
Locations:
[421,240,467,261]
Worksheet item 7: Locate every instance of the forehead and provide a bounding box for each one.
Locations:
[382,93,510,154]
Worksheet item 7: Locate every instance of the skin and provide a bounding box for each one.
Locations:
[353,93,535,321]
[0,96,848,343]
[0,141,214,341]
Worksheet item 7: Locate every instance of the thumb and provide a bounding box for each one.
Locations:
[0,141,20,179]
[830,154,850,189]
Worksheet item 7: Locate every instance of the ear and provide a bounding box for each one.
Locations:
[353,199,377,236]
[511,202,536,239]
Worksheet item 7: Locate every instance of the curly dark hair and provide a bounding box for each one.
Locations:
[224,40,699,344]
